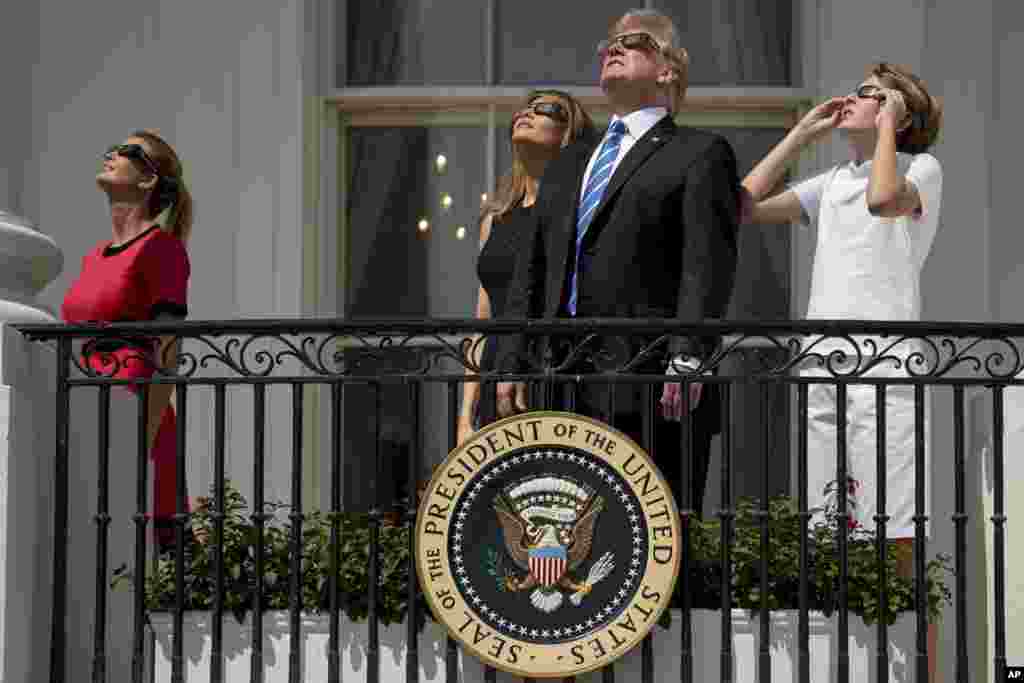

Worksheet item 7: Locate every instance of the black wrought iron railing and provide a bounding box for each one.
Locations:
[16,318,1018,683]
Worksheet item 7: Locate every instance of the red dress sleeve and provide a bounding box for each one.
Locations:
[138,231,190,318]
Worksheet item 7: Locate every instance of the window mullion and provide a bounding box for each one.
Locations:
[486,106,496,210]
[485,0,496,87]
[334,0,346,89]
[485,0,497,199]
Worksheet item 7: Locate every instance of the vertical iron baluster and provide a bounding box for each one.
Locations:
[642,629,654,683]
[131,385,150,683]
[542,337,555,412]
[602,382,616,683]
[992,385,1007,683]
[641,384,656,683]
[328,382,342,683]
[874,384,888,682]
[642,382,656,451]
[92,385,111,683]
[952,385,968,683]
[538,365,553,412]
[758,382,771,683]
[679,377,692,683]
[51,336,71,683]
[251,384,267,683]
[173,384,188,683]
[835,382,848,683]
[482,377,494,427]
[368,382,382,683]
[211,385,227,683]
[407,380,422,683]
[913,384,927,683]
[796,384,809,683]
[718,384,732,683]
[446,380,460,683]
[288,384,304,683]
[607,379,617,425]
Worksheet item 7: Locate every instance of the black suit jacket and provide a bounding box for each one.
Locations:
[502,115,739,390]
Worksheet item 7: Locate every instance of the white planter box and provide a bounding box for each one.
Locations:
[149,609,916,682]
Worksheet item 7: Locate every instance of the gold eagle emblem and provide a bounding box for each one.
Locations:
[492,475,615,613]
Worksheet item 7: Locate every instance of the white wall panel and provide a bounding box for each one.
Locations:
[6,5,313,678]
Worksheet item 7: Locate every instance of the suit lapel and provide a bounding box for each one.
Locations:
[581,116,676,244]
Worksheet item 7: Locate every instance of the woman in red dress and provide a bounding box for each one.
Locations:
[61,129,194,551]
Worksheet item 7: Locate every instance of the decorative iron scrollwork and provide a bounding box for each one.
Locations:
[22,323,1024,383]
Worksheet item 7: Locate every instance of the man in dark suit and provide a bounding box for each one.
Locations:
[496,9,739,517]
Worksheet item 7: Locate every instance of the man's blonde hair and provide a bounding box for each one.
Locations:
[611,9,690,113]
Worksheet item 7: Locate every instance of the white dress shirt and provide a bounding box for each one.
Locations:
[579,106,670,201]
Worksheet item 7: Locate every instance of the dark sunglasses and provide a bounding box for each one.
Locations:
[596,32,662,59]
[103,144,161,176]
[852,84,886,101]
[514,101,569,122]
[852,84,924,129]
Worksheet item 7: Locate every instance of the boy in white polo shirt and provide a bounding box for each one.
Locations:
[740,61,943,679]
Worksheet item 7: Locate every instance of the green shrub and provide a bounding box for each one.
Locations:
[115,483,950,628]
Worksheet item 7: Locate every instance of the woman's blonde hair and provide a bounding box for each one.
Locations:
[868,62,942,154]
[131,129,194,241]
[483,90,595,221]
[611,9,690,114]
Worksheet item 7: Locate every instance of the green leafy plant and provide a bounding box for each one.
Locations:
[678,495,952,626]
[115,483,951,629]
[113,482,424,626]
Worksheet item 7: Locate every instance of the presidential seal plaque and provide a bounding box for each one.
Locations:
[416,412,682,678]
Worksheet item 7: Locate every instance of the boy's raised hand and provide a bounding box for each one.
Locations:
[796,97,844,142]
[875,88,909,129]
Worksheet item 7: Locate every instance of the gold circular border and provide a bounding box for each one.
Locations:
[415,411,682,679]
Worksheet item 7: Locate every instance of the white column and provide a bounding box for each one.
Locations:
[0,210,62,683]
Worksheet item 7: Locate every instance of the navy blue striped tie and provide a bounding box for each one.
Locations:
[567,119,627,316]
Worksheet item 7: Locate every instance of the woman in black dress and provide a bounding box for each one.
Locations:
[458,90,595,444]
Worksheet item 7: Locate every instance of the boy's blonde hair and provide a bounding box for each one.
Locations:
[868,62,942,154]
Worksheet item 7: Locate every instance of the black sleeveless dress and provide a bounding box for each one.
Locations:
[475,203,534,426]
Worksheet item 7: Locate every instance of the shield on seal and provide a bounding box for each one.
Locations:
[528,545,567,587]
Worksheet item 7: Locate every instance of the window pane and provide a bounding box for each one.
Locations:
[495,1,632,85]
[496,1,793,86]
[345,124,487,317]
[343,2,487,86]
[655,0,792,86]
